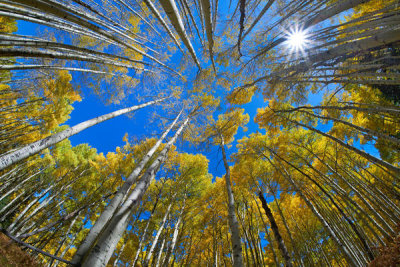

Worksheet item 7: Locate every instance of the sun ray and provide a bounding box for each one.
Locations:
[282,24,313,61]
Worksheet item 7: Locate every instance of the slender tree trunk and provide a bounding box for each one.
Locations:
[0,98,167,171]
[220,135,243,267]
[10,175,79,234]
[112,238,127,267]
[269,147,375,261]
[290,108,400,146]
[132,190,162,267]
[284,116,400,174]
[9,0,171,71]
[0,189,26,218]
[143,203,173,267]
[0,169,43,203]
[158,0,201,68]
[6,168,73,231]
[163,200,184,266]
[258,191,293,267]
[47,213,80,267]
[17,204,85,240]
[142,0,184,53]
[80,116,190,267]
[71,108,181,265]
[268,184,302,265]
[200,0,216,71]
[237,210,256,266]
[242,25,400,90]
[54,216,89,267]
[155,234,167,267]
[261,150,359,266]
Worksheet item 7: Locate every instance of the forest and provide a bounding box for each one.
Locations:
[0,0,399,266]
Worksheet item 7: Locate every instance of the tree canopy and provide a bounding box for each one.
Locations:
[0,0,399,266]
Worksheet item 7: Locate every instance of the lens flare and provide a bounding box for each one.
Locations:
[282,25,312,59]
[287,30,307,50]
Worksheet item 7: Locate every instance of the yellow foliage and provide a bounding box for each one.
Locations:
[226,85,257,105]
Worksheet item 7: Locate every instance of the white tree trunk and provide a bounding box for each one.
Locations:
[144,203,172,267]
[47,213,79,267]
[220,136,243,267]
[288,118,400,174]
[132,190,162,267]
[200,0,216,71]
[159,0,201,69]
[71,108,181,265]
[142,0,184,52]
[0,98,166,171]
[262,149,359,266]
[0,169,43,203]
[162,203,184,266]
[80,117,190,267]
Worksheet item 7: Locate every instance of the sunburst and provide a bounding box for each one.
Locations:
[282,24,312,60]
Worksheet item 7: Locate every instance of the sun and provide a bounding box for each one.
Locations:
[287,30,307,50]
[282,24,312,59]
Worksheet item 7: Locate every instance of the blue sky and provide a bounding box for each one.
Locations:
[15,5,325,180]
[15,3,379,181]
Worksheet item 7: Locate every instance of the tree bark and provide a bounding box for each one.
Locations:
[79,116,190,267]
[159,0,201,69]
[71,107,180,265]
[220,135,243,267]
[143,203,172,267]
[163,200,184,266]
[0,98,167,171]
[258,191,293,267]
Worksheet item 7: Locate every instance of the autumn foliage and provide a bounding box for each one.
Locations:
[0,233,38,267]
[0,0,399,266]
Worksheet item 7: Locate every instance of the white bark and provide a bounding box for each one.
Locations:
[0,47,145,70]
[13,178,80,236]
[71,108,181,265]
[9,173,81,234]
[0,169,43,203]
[0,64,108,74]
[0,34,150,66]
[132,190,162,267]
[112,238,127,267]
[0,98,166,171]
[80,116,190,267]
[159,0,201,69]
[17,203,83,240]
[162,202,184,266]
[305,0,372,27]
[288,118,400,174]
[3,0,176,74]
[141,0,184,53]
[200,0,216,71]
[11,0,147,59]
[144,203,172,267]
[220,136,243,267]
[0,189,25,218]
[269,28,400,86]
[246,0,375,70]
[155,235,166,267]
[7,182,57,231]
[262,149,360,266]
